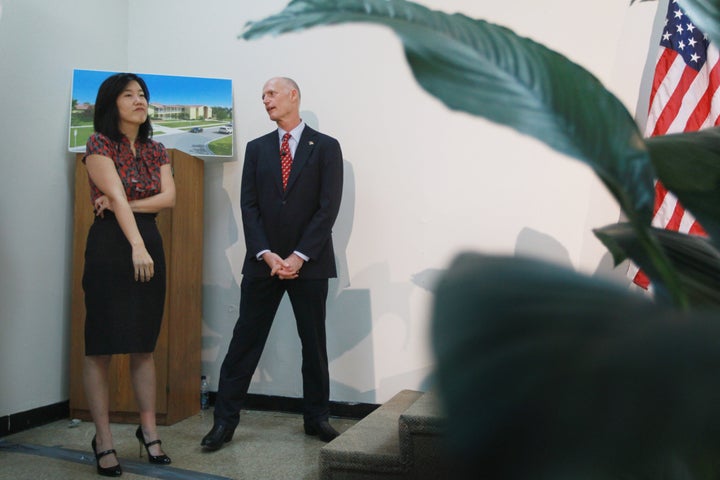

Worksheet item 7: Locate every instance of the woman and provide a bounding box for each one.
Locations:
[82,73,175,477]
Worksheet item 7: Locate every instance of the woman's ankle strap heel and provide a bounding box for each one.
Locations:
[91,436,122,477]
[135,426,172,465]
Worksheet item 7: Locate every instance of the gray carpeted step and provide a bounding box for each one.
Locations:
[319,390,424,480]
[399,390,449,479]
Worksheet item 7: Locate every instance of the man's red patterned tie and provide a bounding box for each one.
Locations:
[280,132,292,190]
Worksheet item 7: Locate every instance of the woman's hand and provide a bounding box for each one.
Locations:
[132,245,154,282]
[93,195,112,217]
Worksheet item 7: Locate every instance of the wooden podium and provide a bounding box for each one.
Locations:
[69,149,203,425]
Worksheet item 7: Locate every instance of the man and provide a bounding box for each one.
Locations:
[201,77,344,451]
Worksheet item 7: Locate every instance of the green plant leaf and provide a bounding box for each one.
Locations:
[595,223,720,306]
[241,0,655,227]
[678,0,720,47]
[645,127,720,250]
[242,0,692,306]
[432,252,720,479]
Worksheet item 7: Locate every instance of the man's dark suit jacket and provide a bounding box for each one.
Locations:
[240,125,344,279]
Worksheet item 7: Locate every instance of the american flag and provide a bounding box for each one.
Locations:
[629,0,718,289]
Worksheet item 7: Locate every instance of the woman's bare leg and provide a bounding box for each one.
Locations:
[130,352,166,456]
[83,355,119,468]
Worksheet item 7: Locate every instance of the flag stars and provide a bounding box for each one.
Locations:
[658,2,709,71]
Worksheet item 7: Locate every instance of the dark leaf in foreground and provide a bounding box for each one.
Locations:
[646,127,720,250]
[595,223,720,306]
[432,252,720,479]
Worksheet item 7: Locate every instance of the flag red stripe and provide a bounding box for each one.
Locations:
[686,86,714,130]
[651,66,700,135]
[653,181,668,217]
[666,202,686,230]
[689,222,707,235]
[632,269,651,289]
[646,48,676,113]
[686,59,720,130]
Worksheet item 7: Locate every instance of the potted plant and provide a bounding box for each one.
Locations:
[243,1,720,477]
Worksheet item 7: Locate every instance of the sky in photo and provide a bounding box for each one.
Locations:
[72,69,233,108]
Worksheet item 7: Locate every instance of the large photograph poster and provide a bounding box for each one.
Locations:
[69,69,234,157]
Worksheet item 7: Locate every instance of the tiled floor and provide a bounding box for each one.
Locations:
[0,408,356,480]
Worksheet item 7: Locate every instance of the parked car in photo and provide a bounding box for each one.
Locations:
[218,125,233,134]
[189,127,203,133]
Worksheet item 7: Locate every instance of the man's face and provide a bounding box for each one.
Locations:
[262,78,295,123]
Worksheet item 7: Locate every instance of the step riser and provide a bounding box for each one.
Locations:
[320,390,446,479]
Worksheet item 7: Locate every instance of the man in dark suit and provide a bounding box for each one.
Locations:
[201,77,344,450]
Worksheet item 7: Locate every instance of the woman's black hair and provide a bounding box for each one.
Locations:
[93,72,153,142]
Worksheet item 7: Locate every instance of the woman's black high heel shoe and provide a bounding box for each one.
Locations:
[135,426,172,465]
[91,435,122,477]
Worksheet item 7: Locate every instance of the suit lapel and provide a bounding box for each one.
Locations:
[261,131,284,194]
[285,127,317,193]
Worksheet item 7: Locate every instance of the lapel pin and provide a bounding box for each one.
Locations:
[309,141,314,146]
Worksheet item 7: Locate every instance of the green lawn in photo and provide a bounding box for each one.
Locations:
[209,135,233,156]
[69,119,233,156]
[69,125,94,148]
[69,125,167,146]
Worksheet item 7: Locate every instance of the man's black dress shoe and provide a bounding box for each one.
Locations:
[304,420,339,442]
[201,424,234,451]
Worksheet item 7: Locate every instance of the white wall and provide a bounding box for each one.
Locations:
[0,0,661,417]
[0,0,129,417]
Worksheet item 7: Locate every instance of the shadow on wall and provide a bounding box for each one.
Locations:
[199,143,629,403]
[201,162,241,384]
[199,126,378,403]
[514,227,573,269]
[327,158,377,403]
[201,109,469,403]
[251,156,376,403]
[411,227,632,310]
[515,227,633,285]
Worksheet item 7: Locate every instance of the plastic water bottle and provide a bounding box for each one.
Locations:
[200,375,209,411]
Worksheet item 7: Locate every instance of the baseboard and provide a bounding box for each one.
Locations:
[0,395,378,438]
[0,401,69,438]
